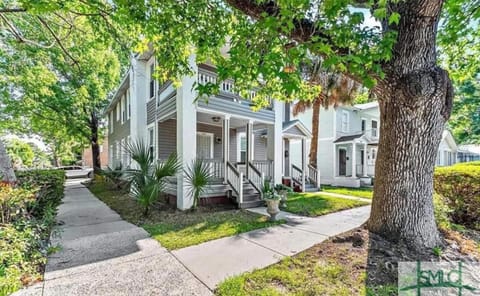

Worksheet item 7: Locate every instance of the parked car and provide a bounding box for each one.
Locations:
[58,166,94,179]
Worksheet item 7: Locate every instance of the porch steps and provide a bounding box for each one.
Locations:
[236,181,264,209]
[304,183,319,192]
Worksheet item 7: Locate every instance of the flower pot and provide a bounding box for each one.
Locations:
[266,199,280,221]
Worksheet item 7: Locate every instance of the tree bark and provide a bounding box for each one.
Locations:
[90,112,101,174]
[309,100,320,168]
[0,140,16,183]
[367,0,453,250]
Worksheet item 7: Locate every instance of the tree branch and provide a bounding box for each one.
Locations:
[0,8,26,13]
[36,16,79,66]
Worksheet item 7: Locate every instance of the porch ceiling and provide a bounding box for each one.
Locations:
[196,111,261,128]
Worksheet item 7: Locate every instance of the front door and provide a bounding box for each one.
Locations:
[196,133,213,159]
[339,149,347,176]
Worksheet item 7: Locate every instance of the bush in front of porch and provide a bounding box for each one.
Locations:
[87,180,284,250]
[283,192,369,217]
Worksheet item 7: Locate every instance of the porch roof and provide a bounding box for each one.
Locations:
[282,120,312,139]
[334,133,378,145]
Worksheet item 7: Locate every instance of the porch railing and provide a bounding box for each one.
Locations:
[197,68,273,108]
[247,161,264,197]
[307,164,320,189]
[251,160,273,181]
[226,161,243,204]
[202,158,224,180]
[291,164,304,188]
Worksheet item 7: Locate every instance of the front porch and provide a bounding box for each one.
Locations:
[332,134,377,188]
[154,110,279,209]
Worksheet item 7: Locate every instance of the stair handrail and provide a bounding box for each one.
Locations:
[291,164,303,185]
[226,161,243,204]
[307,164,320,189]
[247,161,264,198]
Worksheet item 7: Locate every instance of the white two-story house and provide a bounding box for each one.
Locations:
[292,101,458,188]
[105,52,316,210]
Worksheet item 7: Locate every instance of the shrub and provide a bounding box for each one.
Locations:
[434,164,480,230]
[0,169,65,295]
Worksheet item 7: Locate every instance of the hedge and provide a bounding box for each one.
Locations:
[0,169,65,296]
[434,163,480,230]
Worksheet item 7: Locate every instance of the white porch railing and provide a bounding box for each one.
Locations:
[247,161,264,198]
[202,158,224,180]
[307,164,320,189]
[197,68,273,108]
[226,161,243,204]
[291,164,304,188]
[251,160,273,181]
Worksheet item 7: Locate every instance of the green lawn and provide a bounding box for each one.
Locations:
[88,181,284,250]
[284,192,370,217]
[321,185,374,199]
[216,229,395,296]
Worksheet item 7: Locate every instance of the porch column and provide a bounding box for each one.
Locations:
[222,116,230,184]
[176,54,197,210]
[363,143,368,177]
[246,120,253,178]
[267,100,283,185]
[351,142,357,178]
[301,137,307,192]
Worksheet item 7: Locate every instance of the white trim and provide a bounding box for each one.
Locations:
[147,122,156,160]
[126,88,131,120]
[196,107,274,125]
[196,132,214,159]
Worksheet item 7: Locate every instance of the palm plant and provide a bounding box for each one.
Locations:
[124,140,181,215]
[184,158,214,210]
[293,63,362,168]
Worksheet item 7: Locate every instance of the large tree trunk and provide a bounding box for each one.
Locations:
[309,100,320,168]
[90,112,101,173]
[367,0,453,249]
[0,140,16,183]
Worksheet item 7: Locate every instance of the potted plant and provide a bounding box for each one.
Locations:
[274,184,292,208]
[263,181,280,221]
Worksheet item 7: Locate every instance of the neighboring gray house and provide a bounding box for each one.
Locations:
[457,144,480,163]
[105,52,316,210]
[291,101,458,188]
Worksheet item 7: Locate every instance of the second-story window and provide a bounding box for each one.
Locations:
[361,119,366,133]
[371,120,378,137]
[126,89,131,120]
[341,111,349,133]
[121,94,126,124]
[109,111,114,134]
[116,103,120,121]
[149,63,155,99]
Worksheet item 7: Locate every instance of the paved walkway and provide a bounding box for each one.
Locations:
[14,179,211,296]
[173,205,370,289]
[15,180,370,295]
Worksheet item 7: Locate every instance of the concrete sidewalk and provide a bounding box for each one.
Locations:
[173,206,370,290]
[14,179,211,296]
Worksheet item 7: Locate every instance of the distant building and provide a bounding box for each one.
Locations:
[457,144,480,163]
[82,137,109,168]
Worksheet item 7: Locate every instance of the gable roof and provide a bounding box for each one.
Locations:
[353,101,379,110]
[442,130,457,151]
[334,133,364,143]
[282,120,312,138]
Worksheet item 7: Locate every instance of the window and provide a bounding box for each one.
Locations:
[121,95,126,124]
[149,63,155,99]
[120,138,125,165]
[109,111,114,134]
[116,103,120,121]
[371,120,378,137]
[148,127,155,158]
[239,133,247,163]
[126,89,131,119]
[237,132,254,163]
[436,151,441,165]
[341,111,349,133]
[361,119,366,133]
